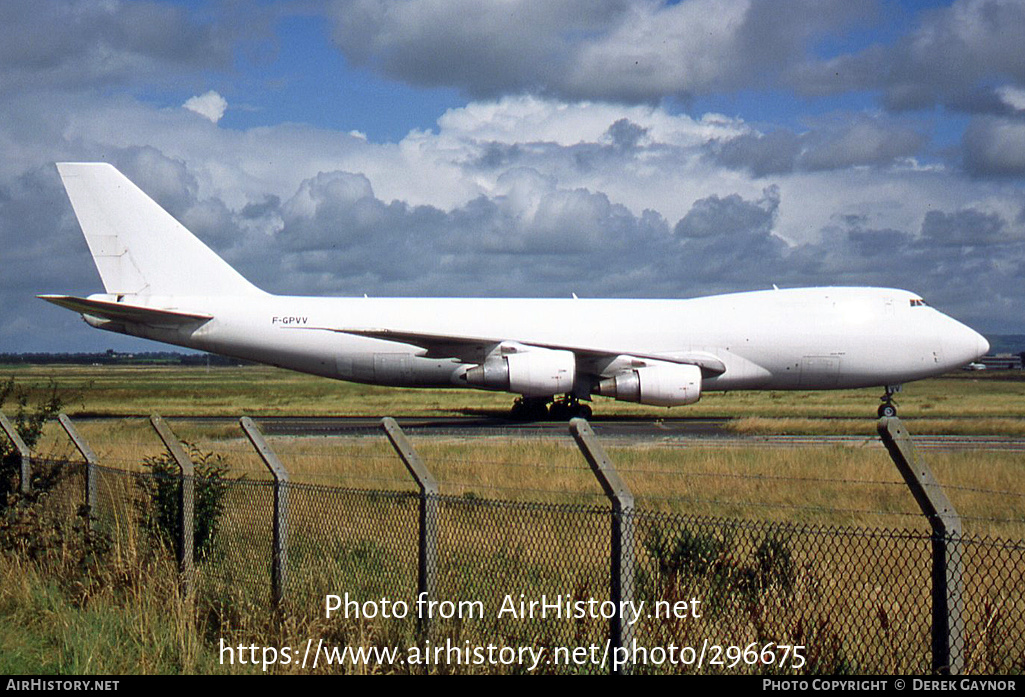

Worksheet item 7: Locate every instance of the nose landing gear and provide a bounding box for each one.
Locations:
[878,384,902,418]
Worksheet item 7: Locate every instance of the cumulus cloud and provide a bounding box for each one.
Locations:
[676,187,780,239]
[326,0,873,102]
[798,116,926,171]
[920,208,1022,247]
[709,130,803,177]
[962,117,1025,177]
[671,187,788,284]
[705,115,927,177]
[0,0,235,91]
[997,86,1025,113]
[791,0,1025,114]
[183,91,228,124]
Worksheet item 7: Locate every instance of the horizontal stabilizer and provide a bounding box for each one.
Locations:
[38,295,212,325]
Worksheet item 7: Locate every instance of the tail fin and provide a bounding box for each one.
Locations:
[56,162,262,297]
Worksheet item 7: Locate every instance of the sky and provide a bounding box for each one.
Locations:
[2,0,1024,353]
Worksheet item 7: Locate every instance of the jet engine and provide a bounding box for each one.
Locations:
[595,362,702,407]
[462,345,576,396]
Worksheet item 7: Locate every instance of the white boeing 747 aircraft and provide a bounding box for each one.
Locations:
[41,163,989,419]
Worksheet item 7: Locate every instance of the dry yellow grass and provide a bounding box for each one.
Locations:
[7,364,1024,674]
[32,416,1025,539]
[10,417,1025,674]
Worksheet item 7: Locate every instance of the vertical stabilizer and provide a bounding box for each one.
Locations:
[56,162,262,297]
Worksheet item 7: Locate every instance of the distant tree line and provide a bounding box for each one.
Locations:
[0,351,251,366]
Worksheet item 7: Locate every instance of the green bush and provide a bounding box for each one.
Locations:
[642,526,796,610]
[0,378,67,509]
[138,444,230,560]
[754,532,795,593]
[644,526,729,581]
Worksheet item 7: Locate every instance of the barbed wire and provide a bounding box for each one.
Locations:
[629,493,926,519]
[437,480,609,500]
[614,468,911,488]
[958,514,1025,525]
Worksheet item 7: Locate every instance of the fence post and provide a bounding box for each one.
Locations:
[150,414,195,599]
[878,416,963,675]
[58,413,98,524]
[569,418,635,675]
[240,417,289,617]
[380,417,439,642]
[0,411,31,494]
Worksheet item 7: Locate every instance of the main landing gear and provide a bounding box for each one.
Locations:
[510,395,592,421]
[878,384,902,418]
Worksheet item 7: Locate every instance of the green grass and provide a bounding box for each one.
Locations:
[0,543,242,674]
[3,363,1025,435]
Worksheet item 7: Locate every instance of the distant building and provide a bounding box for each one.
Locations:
[979,353,1025,370]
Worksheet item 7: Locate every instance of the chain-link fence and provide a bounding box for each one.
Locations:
[6,414,1025,675]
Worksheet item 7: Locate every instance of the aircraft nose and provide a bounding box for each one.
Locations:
[945,321,989,366]
[976,331,990,361]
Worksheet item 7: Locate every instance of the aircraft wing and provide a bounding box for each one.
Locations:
[310,326,727,376]
[38,294,213,325]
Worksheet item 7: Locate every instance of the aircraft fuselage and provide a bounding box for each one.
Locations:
[84,286,987,394]
[46,163,990,414]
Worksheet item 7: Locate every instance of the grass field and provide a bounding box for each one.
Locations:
[3,363,1024,674]
[7,428,1023,674]
[4,362,1025,435]
[11,361,1025,538]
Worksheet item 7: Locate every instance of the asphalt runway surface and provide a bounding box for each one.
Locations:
[124,415,1025,452]
[254,415,730,438]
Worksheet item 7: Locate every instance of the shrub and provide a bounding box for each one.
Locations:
[138,443,230,560]
[0,378,103,582]
[0,377,67,509]
[644,526,729,581]
[642,526,796,610]
[755,532,795,593]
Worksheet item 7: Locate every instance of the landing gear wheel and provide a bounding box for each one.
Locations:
[549,401,570,421]
[878,384,901,418]
[510,397,550,421]
[548,395,593,421]
[511,395,593,421]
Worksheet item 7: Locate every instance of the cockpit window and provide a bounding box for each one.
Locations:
[910,298,927,307]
